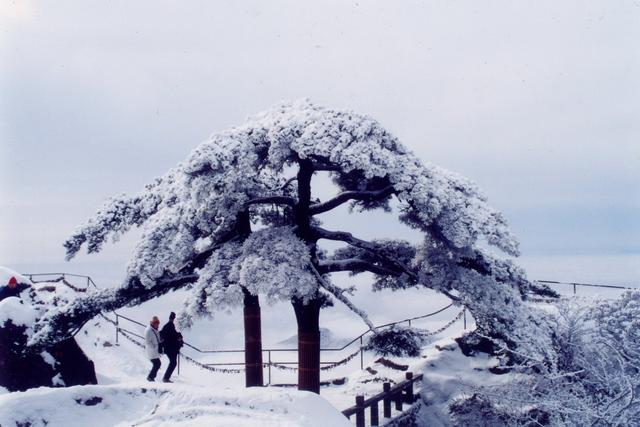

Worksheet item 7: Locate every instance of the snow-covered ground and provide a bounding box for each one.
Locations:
[0,382,351,427]
[0,267,470,426]
[0,264,633,426]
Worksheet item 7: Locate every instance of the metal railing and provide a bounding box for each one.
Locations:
[25,272,636,383]
[106,301,463,384]
[23,271,465,384]
[536,279,635,295]
[26,273,99,291]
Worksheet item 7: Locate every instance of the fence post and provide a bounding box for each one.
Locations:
[370,400,379,426]
[355,395,365,427]
[268,350,272,385]
[383,382,392,418]
[177,353,180,375]
[115,314,119,344]
[573,283,577,294]
[360,336,364,370]
[405,372,414,402]
[463,308,467,330]
[395,390,403,411]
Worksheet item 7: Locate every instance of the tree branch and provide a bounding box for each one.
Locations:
[308,263,375,331]
[244,196,296,207]
[312,226,378,249]
[307,155,342,171]
[280,176,297,190]
[312,226,466,302]
[312,226,420,277]
[311,163,341,171]
[309,186,395,215]
[317,258,398,276]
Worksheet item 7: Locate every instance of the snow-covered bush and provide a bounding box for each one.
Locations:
[455,293,640,426]
[366,325,426,357]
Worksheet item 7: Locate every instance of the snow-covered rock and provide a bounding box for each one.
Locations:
[0,267,97,392]
[0,297,37,327]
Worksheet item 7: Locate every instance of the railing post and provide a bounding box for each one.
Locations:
[573,283,577,294]
[115,314,119,344]
[355,395,365,427]
[408,319,411,327]
[268,350,272,385]
[360,336,364,370]
[370,400,379,426]
[383,382,391,418]
[463,308,467,330]
[395,390,403,411]
[405,372,414,402]
[177,353,180,375]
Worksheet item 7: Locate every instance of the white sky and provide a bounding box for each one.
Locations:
[1,0,639,283]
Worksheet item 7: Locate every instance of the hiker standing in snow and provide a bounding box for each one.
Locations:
[0,277,28,301]
[144,316,162,382]
[159,311,183,383]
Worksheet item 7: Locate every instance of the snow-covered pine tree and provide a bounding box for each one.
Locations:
[30,100,555,393]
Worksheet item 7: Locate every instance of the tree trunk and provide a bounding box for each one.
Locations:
[243,291,263,387]
[293,297,322,394]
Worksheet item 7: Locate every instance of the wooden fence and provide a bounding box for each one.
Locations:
[342,372,422,427]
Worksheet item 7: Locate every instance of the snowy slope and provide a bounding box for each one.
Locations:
[0,383,351,427]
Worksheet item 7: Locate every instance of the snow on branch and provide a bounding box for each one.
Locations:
[316,258,398,276]
[312,226,419,280]
[63,169,181,260]
[309,186,395,215]
[244,196,296,207]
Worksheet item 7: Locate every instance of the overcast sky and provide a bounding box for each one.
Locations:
[1,1,638,284]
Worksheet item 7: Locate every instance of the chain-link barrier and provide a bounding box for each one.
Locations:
[29,275,92,293]
[270,348,363,372]
[416,308,465,338]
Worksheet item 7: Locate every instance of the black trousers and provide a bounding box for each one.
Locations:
[148,358,161,380]
[163,352,178,381]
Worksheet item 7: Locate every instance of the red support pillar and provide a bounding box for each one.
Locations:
[293,297,322,394]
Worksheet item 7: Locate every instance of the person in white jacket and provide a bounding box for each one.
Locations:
[144,316,162,381]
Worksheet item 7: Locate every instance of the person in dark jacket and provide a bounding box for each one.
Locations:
[159,312,183,383]
[0,277,29,301]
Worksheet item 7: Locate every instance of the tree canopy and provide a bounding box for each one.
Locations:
[29,101,556,390]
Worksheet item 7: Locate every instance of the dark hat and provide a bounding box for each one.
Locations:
[169,312,176,320]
